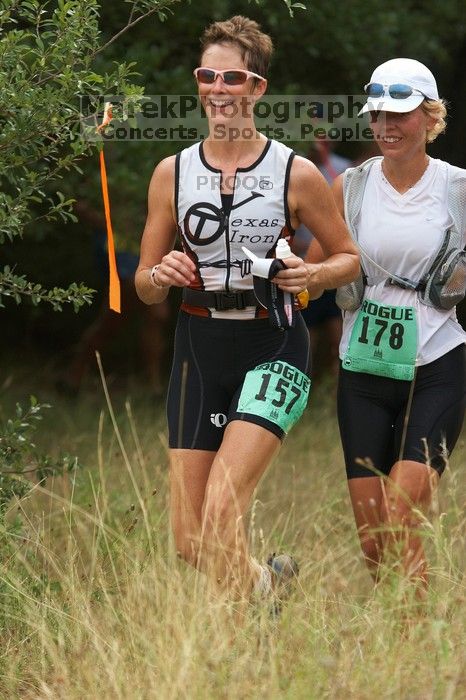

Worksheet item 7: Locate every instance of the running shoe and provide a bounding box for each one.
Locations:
[266,552,299,617]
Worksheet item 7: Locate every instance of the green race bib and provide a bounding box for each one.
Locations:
[343,299,417,380]
[237,361,310,433]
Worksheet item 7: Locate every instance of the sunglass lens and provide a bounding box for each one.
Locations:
[389,84,413,99]
[365,83,384,97]
[197,69,216,84]
[223,70,247,85]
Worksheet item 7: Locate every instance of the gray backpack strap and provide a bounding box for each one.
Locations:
[446,166,466,246]
[336,157,382,312]
[420,164,466,308]
[343,156,383,240]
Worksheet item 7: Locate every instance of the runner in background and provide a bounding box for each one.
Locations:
[135,16,359,608]
[293,140,351,377]
[308,58,466,593]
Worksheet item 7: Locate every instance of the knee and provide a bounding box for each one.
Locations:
[380,491,412,529]
[380,493,396,525]
[357,530,381,569]
[171,523,199,566]
[202,497,239,542]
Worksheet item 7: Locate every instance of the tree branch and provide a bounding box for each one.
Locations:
[92,6,164,58]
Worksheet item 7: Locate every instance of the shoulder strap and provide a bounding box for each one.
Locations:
[419,163,466,306]
[335,157,382,309]
[446,165,466,248]
[422,164,466,278]
[343,156,383,240]
[174,152,181,223]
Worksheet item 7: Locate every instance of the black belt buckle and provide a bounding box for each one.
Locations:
[214,291,245,311]
[387,276,419,291]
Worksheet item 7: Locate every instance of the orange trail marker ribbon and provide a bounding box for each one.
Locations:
[98,102,121,313]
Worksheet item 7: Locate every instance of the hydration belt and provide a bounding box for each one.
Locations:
[182,288,258,311]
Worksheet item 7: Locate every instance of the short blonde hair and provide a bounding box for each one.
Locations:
[200,15,273,78]
[422,98,447,143]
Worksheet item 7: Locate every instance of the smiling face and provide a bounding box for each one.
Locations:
[197,42,267,126]
[369,105,437,162]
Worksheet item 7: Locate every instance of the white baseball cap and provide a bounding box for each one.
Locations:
[359,58,439,115]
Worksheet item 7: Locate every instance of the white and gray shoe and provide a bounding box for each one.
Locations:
[266,552,299,617]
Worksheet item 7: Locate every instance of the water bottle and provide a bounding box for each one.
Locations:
[275,238,292,260]
[275,238,294,325]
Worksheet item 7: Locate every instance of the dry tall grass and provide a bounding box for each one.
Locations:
[1,373,466,699]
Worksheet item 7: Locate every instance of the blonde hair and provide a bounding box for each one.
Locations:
[200,15,273,78]
[422,98,447,143]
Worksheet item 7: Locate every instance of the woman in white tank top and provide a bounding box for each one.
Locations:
[309,58,466,595]
[135,16,359,608]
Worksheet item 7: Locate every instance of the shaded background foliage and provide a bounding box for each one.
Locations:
[2,0,466,374]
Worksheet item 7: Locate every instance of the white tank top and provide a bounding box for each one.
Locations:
[340,158,466,365]
[176,139,294,319]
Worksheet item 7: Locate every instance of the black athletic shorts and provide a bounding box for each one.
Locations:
[300,289,341,327]
[167,311,310,450]
[337,344,466,479]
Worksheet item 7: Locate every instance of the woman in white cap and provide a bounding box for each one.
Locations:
[308,58,466,591]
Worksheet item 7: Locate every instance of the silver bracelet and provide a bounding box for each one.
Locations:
[149,265,165,289]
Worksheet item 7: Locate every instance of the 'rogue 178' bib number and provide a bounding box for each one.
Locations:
[343,299,417,380]
[237,361,310,433]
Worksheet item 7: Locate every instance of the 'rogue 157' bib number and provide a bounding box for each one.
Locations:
[343,299,417,380]
[237,361,310,433]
